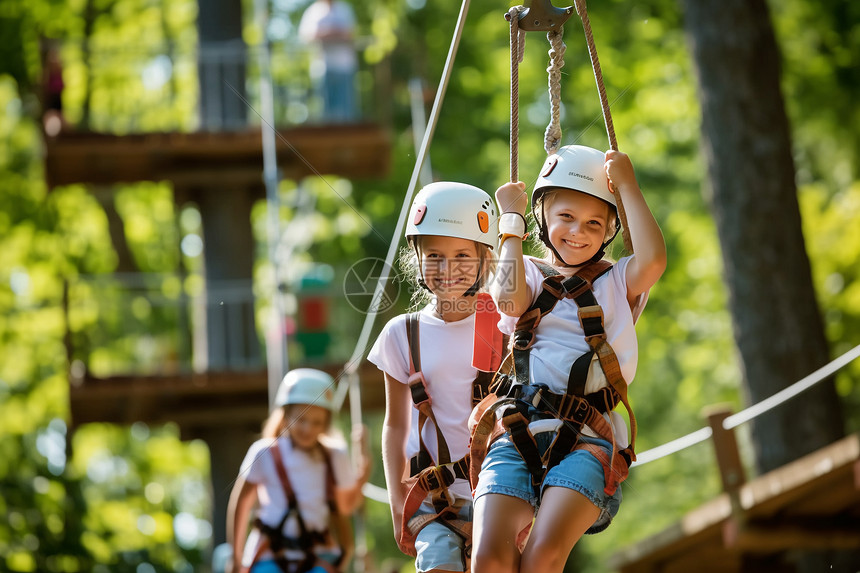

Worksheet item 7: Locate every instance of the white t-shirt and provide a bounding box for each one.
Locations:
[240,435,354,566]
[497,256,647,446]
[368,306,479,501]
[298,0,358,73]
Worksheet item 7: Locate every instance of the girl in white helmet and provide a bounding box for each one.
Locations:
[226,368,370,573]
[470,146,666,573]
[367,182,503,572]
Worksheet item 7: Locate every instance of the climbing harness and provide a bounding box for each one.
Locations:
[395,311,505,564]
[251,443,343,573]
[469,259,637,503]
[506,0,633,252]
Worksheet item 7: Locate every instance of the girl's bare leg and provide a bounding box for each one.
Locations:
[471,493,535,573]
[519,486,600,573]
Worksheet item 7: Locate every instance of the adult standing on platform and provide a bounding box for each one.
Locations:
[298,0,358,122]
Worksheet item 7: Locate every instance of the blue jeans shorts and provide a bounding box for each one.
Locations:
[413,502,473,572]
[250,551,340,573]
[473,433,622,534]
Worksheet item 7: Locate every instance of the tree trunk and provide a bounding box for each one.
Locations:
[680,0,843,471]
[681,2,854,568]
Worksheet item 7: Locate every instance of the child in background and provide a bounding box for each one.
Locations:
[470,145,666,573]
[368,182,502,572]
[227,368,370,573]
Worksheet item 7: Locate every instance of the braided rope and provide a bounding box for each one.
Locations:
[545,28,565,156]
[507,6,526,182]
[573,0,631,252]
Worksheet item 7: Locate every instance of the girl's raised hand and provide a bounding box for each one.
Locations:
[495,181,527,215]
[604,150,637,192]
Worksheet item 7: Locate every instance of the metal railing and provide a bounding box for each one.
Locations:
[64,273,263,378]
[52,38,387,134]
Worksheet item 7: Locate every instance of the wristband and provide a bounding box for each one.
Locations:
[498,212,527,239]
[499,233,527,249]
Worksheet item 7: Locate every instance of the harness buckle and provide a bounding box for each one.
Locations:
[512,330,534,350]
[514,383,549,409]
[422,464,455,492]
[578,305,604,340]
[408,372,431,408]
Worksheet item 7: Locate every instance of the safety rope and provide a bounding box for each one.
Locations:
[572,0,633,252]
[507,6,525,182]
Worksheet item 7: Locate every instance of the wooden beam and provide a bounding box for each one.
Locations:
[68,362,387,431]
[726,521,860,552]
[45,124,391,189]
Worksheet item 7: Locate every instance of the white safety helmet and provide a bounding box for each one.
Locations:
[405,182,499,250]
[532,145,616,211]
[273,368,335,411]
[531,145,620,267]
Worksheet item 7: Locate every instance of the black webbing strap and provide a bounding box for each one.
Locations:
[566,351,593,398]
[473,370,495,407]
[510,260,612,389]
[502,407,544,493]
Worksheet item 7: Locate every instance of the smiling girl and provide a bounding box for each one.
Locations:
[470,145,666,573]
[368,182,501,572]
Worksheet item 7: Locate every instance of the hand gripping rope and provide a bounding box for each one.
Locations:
[507,0,633,253]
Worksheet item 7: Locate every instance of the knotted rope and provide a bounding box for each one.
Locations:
[544,28,565,156]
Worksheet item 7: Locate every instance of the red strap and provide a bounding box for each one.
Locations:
[269,442,298,507]
[472,293,505,372]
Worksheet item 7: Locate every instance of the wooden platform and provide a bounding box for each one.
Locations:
[44,123,391,189]
[68,363,387,438]
[609,432,860,572]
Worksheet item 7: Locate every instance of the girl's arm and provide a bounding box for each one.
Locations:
[334,424,371,515]
[490,181,531,317]
[381,373,412,541]
[604,150,667,306]
[226,475,258,573]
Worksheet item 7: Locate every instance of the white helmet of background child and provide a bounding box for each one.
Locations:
[406,182,499,249]
[532,145,616,211]
[274,368,335,411]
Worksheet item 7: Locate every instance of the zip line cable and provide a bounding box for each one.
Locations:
[337,0,474,390]
[633,343,860,466]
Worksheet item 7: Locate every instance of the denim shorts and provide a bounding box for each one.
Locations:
[473,433,622,534]
[413,502,473,572]
[250,551,340,573]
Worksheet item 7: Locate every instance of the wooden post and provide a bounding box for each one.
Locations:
[703,405,747,550]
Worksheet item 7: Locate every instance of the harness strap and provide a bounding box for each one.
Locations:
[502,409,543,494]
[269,443,310,541]
[399,312,506,560]
[397,457,473,558]
[252,443,340,573]
[511,260,612,388]
[469,259,638,499]
[405,313,452,466]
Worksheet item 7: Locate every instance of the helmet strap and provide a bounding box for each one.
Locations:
[462,255,484,297]
[413,244,433,293]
